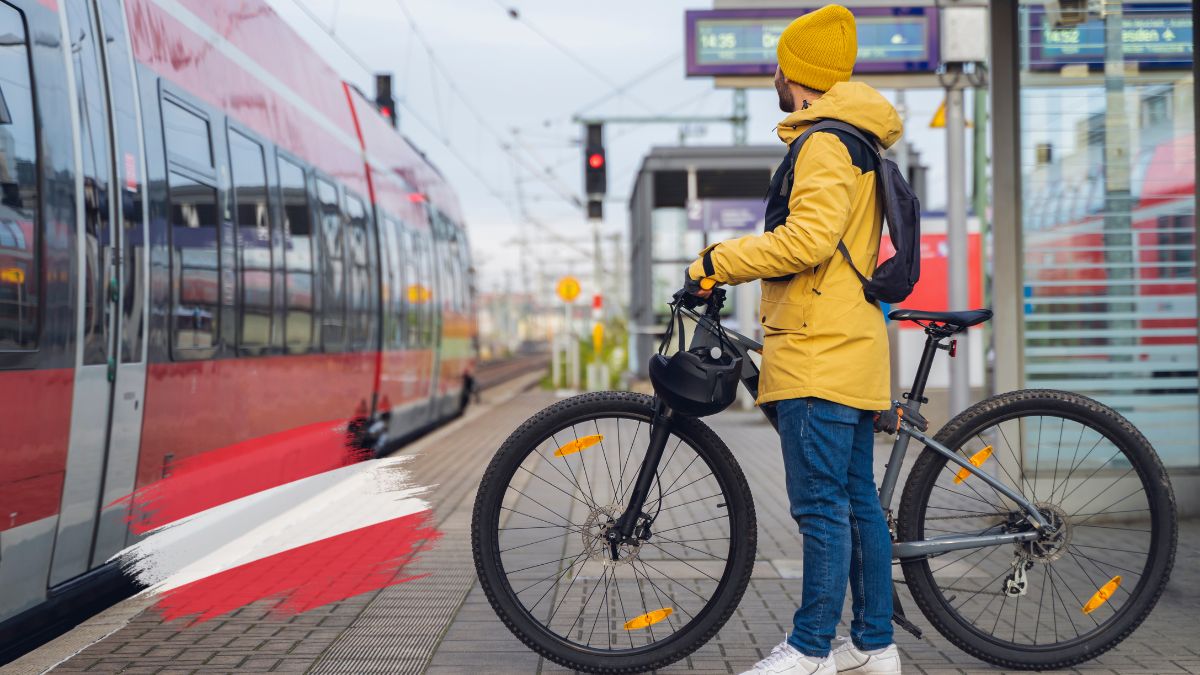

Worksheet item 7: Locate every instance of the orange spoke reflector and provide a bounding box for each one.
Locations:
[554,434,603,457]
[954,445,993,484]
[1082,575,1122,614]
[624,607,673,630]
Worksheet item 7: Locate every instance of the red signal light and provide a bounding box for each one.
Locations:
[588,153,605,170]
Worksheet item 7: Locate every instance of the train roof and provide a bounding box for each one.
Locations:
[123,0,463,226]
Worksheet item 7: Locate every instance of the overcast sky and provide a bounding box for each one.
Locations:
[268,0,951,294]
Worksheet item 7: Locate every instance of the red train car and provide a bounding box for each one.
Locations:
[0,0,476,650]
[1022,131,1195,377]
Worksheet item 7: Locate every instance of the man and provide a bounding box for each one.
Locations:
[684,5,903,674]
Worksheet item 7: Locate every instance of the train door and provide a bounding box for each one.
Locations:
[48,0,149,584]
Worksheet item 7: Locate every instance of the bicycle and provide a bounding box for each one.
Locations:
[471,288,1178,673]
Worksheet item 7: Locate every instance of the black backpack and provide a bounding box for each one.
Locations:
[785,119,921,304]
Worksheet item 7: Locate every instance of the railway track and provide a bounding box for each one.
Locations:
[474,353,550,391]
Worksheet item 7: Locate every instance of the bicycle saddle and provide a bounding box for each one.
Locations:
[888,308,992,332]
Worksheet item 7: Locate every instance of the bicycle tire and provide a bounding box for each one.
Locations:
[472,391,756,673]
[897,389,1177,670]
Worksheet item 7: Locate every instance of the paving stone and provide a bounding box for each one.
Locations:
[43,389,1200,675]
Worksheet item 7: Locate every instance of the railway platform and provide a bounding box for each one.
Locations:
[8,379,1199,675]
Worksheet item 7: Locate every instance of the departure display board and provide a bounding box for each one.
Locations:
[685,7,939,77]
[1029,4,1192,70]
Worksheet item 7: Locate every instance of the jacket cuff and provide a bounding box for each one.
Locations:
[687,258,707,281]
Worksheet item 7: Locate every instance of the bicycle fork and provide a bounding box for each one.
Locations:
[609,405,674,554]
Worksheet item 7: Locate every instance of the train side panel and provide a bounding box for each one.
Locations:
[0,0,84,622]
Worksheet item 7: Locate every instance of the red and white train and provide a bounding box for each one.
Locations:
[0,0,476,651]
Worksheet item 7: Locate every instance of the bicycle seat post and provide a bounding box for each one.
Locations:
[905,325,954,409]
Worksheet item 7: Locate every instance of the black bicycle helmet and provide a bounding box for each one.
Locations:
[648,346,742,417]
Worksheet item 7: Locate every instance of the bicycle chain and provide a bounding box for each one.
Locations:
[893,578,1006,597]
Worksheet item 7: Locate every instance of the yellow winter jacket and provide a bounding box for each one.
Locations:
[688,81,903,411]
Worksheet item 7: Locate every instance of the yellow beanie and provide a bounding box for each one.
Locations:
[776,4,857,92]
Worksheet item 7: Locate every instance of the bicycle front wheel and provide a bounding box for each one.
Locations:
[471,392,756,673]
[897,389,1177,670]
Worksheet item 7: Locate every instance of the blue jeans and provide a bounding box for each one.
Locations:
[776,397,894,657]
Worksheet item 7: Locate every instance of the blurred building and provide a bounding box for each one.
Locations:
[475,291,552,360]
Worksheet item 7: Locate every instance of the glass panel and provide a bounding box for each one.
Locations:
[0,5,39,351]
[381,216,404,350]
[162,99,211,167]
[344,193,371,349]
[100,0,146,364]
[650,207,704,263]
[400,228,419,348]
[1019,3,1197,468]
[169,172,220,355]
[229,131,272,354]
[67,0,114,366]
[316,178,344,350]
[279,157,313,353]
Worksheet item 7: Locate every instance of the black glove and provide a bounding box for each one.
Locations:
[675,269,713,309]
[682,268,710,297]
[873,401,929,434]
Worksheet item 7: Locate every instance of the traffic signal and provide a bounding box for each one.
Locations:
[584,123,605,218]
[375,73,397,129]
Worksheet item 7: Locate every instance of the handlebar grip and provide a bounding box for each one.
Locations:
[699,277,716,291]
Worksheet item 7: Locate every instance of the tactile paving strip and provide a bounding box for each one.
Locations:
[310,386,557,674]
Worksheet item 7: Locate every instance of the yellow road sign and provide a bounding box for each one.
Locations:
[930,99,945,128]
[556,275,581,303]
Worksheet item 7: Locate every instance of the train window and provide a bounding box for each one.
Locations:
[380,217,403,350]
[66,0,115,366]
[343,193,372,350]
[0,4,39,352]
[229,130,272,355]
[398,227,418,348]
[279,156,314,353]
[316,178,345,351]
[418,233,435,347]
[169,172,221,357]
[162,99,212,169]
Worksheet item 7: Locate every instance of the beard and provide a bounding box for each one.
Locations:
[775,72,795,113]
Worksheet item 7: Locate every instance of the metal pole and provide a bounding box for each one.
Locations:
[732,89,748,145]
[972,85,991,395]
[946,82,971,417]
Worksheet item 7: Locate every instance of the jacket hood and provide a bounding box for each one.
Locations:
[777,81,903,149]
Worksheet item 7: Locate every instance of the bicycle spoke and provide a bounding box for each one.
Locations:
[499,505,580,532]
[585,567,611,647]
[594,419,618,499]
[1068,545,1145,577]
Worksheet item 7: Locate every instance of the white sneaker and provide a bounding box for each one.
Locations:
[831,636,902,674]
[739,637,836,675]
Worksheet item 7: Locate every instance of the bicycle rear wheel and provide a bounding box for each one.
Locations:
[471,392,756,673]
[897,389,1177,670]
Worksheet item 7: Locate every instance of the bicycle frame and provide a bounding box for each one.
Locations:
[614,303,1050,562]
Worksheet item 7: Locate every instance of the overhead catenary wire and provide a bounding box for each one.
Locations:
[284,0,589,244]
[390,0,585,208]
[490,0,658,114]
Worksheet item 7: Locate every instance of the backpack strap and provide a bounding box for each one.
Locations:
[788,120,884,285]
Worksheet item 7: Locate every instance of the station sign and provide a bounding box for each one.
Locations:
[686,198,763,232]
[1029,4,1192,70]
[685,7,939,78]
